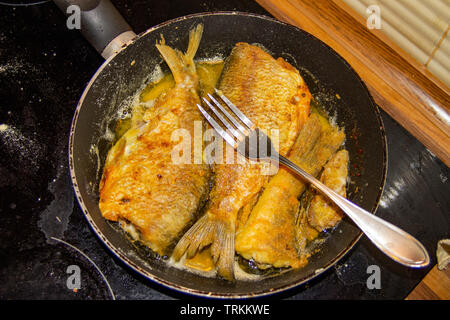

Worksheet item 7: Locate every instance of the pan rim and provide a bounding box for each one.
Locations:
[68,11,388,299]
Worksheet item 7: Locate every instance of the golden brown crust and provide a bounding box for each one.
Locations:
[307,149,349,231]
[173,43,310,280]
[235,114,346,268]
[99,26,210,256]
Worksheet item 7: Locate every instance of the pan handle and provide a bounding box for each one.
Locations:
[53,0,136,59]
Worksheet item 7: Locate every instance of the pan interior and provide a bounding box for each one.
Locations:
[70,13,386,297]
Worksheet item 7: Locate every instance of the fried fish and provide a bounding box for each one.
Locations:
[98,25,211,256]
[172,42,310,280]
[307,149,349,231]
[235,113,345,268]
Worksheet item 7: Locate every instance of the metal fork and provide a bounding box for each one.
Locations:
[197,88,430,268]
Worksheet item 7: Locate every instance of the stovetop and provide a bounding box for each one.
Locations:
[0,0,448,300]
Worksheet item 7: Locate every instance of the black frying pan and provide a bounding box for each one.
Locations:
[58,1,388,298]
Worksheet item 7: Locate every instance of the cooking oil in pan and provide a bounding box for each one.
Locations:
[113,60,224,140]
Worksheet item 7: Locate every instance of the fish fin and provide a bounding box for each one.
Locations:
[211,220,235,282]
[172,213,236,282]
[156,43,186,84]
[172,214,210,260]
[184,24,203,68]
[155,24,203,84]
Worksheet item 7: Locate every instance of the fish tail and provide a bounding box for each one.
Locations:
[211,219,235,281]
[155,43,186,84]
[172,213,236,282]
[184,24,203,67]
[172,214,212,259]
[155,24,203,84]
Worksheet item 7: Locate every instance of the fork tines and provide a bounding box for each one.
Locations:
[196,89,255,149]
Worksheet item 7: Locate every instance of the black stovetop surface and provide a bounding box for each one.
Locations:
[0,0,448,300]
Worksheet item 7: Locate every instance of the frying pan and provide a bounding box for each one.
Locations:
[56,0,387,298]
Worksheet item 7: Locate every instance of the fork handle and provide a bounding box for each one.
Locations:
[277,155,430,268]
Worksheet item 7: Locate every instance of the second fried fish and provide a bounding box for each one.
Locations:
[172,42,311,281]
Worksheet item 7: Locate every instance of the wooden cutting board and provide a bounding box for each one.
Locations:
[256,0,450,167]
